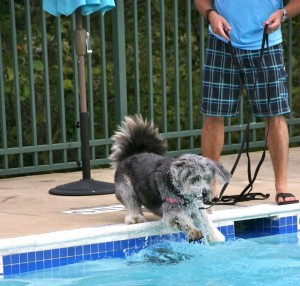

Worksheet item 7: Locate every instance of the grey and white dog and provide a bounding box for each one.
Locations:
[109,115,231,243]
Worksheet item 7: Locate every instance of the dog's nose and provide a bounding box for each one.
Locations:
[202,189,211,203]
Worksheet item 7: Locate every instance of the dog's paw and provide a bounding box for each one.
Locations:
[125,214,146,224]
[207,229,225,243]
[187,228,203,242]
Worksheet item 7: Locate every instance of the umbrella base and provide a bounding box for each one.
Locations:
[49,179,115,196]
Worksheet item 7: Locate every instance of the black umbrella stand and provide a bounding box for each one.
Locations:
[49,9,114,196]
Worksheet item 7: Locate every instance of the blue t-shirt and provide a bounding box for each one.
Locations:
[209,0,284,50]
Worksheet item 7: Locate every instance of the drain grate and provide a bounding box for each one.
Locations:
[63,204,125,215]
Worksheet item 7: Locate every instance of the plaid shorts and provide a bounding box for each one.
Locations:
[201,34,290,117]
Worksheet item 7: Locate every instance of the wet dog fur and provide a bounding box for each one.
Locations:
[109,115,231,243]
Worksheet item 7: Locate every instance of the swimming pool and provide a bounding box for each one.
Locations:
[3,232,300,285]
[1,203,300,283]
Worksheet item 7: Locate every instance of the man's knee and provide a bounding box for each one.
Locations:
[203,116,224,126]
[264,115,287,128]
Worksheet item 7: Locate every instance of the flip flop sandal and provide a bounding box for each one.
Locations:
[275,193,299,205]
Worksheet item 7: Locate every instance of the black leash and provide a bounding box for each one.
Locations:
[215,25,271,205]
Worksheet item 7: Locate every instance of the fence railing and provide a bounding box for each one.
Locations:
[1,0,300,177]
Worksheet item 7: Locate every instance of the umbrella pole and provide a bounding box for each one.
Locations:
[49,9,114,196]
[74,9,90,180]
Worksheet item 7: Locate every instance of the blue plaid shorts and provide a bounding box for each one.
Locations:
[201,34,290,117]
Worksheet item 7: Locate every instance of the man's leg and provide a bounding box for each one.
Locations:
[201,116,224,161]
[264,115,297,203]
[201,116,225,197]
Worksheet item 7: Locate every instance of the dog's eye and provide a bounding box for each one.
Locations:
[190,176,201,184]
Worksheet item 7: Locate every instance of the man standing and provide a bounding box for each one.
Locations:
[194,0,300,204]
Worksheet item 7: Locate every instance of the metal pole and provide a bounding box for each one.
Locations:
[74,9,90,179]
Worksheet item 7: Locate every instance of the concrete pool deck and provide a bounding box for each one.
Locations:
[1,148,300,240]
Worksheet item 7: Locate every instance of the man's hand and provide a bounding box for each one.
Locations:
[264,9,285,34]
[208,11,232,41]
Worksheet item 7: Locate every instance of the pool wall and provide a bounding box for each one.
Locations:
[1,203,300,278]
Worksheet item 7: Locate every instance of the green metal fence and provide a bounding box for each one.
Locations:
[1,0,300,177]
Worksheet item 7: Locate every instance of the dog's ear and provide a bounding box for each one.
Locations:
[209,161,231,184]
[172,160,186,168]
[169,159,187,183]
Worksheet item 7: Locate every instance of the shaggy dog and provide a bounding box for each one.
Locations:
[109,115,231,243]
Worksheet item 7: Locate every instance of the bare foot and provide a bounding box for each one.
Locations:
[211,180,219,200]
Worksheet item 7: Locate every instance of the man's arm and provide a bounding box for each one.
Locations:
[284,0,300,19]
[194,0,213,17]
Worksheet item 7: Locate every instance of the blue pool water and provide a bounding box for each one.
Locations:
[3,232,300,286]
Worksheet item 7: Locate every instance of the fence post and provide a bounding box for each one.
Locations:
[112,0,127,123]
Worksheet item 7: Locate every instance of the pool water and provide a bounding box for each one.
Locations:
[3,232,300,286]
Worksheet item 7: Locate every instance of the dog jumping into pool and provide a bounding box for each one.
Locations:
[109,115,231,243]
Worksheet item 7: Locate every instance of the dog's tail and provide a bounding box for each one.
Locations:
[109,115,167,168]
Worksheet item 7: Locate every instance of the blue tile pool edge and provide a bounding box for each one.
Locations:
[1,203,300,278]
